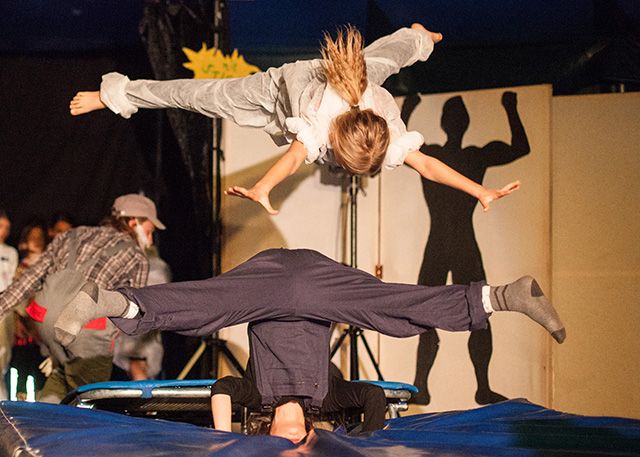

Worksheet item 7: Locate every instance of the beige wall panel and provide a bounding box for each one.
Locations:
[382,85,552,413]
[551,92,640,419]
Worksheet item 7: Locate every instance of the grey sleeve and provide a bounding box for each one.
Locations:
[364,28,435,86]
[100,70,279,127]
[100,72,233,119]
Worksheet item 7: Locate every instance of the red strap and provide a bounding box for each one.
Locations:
[25,300,46,322]
[84,317,107,330]
[25,299,106,330]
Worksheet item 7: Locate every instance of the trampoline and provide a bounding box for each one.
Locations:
[59,379,418,428]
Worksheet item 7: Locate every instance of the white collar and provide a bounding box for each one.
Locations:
[316,84,376,115]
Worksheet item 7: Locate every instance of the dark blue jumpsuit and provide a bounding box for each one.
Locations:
[112,249,489,339]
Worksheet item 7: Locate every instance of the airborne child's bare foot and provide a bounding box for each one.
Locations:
[69,91,106,116]
[411,23,443,44]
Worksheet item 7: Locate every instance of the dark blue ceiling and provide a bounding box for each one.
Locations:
[1,1,637,93]
[229,0,596,50]
[0,0,611,53]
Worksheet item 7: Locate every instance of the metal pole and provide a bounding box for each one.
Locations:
[344,175,384,381]
[349,175,359,379]
[350,326,359,380]
[209,0,226,378]
[349,175,358,269]
[211,0,225,277]
[212,117,223,277]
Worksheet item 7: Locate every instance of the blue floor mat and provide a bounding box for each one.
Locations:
[1,399,639,456]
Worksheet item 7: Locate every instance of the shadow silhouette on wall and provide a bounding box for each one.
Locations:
[401,92,530,406]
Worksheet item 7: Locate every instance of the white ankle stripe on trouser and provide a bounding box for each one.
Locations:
[123,301,140,319]
[481,285,494,314]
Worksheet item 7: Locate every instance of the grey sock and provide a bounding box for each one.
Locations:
[54,282,129,346]
[490,276,566,343]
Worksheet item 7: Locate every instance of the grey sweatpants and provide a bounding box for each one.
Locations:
[113,249,489,339]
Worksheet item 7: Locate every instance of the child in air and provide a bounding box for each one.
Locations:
[70,24,519,214]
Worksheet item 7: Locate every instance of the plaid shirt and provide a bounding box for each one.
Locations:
[0,225,148,317]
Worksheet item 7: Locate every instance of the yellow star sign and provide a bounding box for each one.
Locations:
[182,43,260,79]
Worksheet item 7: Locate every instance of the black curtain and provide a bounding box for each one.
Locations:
[0,1,223,378]
[0,52,153,244]
[139,1,228,379]
[140,0,218,282]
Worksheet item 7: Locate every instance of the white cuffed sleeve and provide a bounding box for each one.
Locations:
[285,117,322,164]
[384,131,424,169]
[100,72,139,119]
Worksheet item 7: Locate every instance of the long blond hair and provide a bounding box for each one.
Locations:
[321,26,389,176]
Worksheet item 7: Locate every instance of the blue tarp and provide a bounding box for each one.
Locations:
[1,399,639,456]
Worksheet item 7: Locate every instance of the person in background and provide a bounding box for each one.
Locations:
[112,245,169,381]
[0,210,18,400]
[11,220,49,400]
[16,220,48,274]
[31,212,76,385]
[48,212,75,240]
[0,194,162,402]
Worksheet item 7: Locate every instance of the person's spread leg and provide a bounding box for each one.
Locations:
[487,276,566,343]
[54,282,133,346]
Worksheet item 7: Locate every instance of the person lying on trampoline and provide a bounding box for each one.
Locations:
[211,320,387,443]
[69,23,519,215]
[52,248,565,442]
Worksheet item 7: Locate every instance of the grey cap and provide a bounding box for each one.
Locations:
[112,194,166,230]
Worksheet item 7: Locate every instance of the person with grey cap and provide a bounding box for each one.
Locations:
[0,193,165,402]
[111,193,166,250]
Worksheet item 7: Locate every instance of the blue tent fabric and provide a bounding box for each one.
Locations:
[1,399,639,456]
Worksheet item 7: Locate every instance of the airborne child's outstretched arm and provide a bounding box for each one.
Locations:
[69,87,308,215]
[404,151,520,211]
[224,140,308,215]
